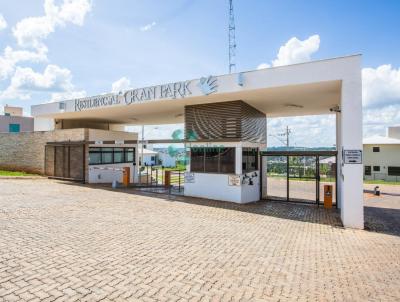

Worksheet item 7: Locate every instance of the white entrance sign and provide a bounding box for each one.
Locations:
[115,140,124,145]
[228,175,241,186]
[94,140,103,145]
[184,172,195,183]
[74,94,120,112]
[344,150,362,164]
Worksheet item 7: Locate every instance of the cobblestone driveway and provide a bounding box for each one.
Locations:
[0,179,399,302]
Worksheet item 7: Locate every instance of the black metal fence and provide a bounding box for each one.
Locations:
[137,166,185,193]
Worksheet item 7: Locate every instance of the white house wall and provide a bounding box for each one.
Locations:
[364,144,400,180]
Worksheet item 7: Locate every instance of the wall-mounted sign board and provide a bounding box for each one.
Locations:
[344,150,362,164]
[184,172,195,183]
[115,140,124,145]
[228,175,241,186]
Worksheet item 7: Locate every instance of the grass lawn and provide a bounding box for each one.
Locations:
[0,170,38,176]
[364,179,400,186]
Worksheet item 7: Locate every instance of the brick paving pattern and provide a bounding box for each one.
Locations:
[0,179,399,301]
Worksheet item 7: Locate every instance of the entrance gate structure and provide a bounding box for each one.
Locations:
[261,151,337,206]
[32,55,364,228]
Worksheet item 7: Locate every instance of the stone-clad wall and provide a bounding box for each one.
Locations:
[0,129,87,174]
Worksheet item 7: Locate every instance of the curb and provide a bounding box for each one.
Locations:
[0,176,45,180]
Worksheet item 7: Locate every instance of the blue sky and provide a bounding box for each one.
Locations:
[0,0,399,147]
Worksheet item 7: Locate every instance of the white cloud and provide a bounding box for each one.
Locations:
[50,90,86,102]
[257,35,320,69]
[13,0,92,49]
[0,0,91,102]
[0,64,80,100]
[363,104,400,135]
[257,63,270,70]
[111,77,131,93]
[0,46,48,80]
[268,115,336,148]
[362,64,400,108]
[140,21,156,32]
[272,35,320,67]
[0,14,7,31]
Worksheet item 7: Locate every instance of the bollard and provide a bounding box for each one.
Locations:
[112,180,117,189]
[122,167,130,187]
[164,170,172,194]
[374,186,380,196]
[324,185,333,209]
[164,170,171,187]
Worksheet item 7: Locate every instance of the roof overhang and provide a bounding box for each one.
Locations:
[31,55,361,125]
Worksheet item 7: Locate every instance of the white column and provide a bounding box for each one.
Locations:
[339,71,364,229]
[336,112,342,209]
[235,146,242,175]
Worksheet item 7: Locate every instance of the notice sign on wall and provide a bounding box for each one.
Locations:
[184,172,195,183]
[344,150,362,164]
[228,175,241,186]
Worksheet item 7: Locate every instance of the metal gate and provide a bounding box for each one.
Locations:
[137,165,185,194]
[260,151,337,206]
[45,142,86,182]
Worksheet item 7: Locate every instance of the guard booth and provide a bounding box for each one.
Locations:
[260,151,337,206]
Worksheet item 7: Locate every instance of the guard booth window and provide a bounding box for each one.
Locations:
[190,147,235,173]
[89,147,135,165]
[242,148,258,172]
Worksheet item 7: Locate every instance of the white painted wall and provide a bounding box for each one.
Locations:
[363,144,400,181]
[184,172,260,203]
[338,56,364,229]
[34,117,55,131]
[88,163,136,184]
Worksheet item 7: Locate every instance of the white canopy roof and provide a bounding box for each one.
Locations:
[363,136,400,145]
[31,55,361,125]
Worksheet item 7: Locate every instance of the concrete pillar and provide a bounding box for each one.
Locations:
[339,71,364,229]
[336,112,342,209]
[235,146,242,175]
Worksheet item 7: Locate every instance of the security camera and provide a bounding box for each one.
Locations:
[329,105,341,113]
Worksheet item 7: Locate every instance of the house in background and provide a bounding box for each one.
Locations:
[157,149,177,167]
[0,105,34,133]
[139,148,158,166]
[363,126,400,181]
[138,148,177,167]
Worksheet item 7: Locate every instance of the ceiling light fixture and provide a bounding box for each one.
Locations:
[284,103,304,109]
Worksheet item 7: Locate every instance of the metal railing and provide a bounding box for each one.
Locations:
[138,166,185,192]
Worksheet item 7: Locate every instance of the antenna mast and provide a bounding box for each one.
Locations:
[229,0,236,73]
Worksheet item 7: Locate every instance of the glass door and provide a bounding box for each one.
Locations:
[288,156,317,203]
[265,156,288,201]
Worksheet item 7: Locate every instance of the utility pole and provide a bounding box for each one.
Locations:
[269,126,292,148]
[285,126,291,148]
[228,0,236,73]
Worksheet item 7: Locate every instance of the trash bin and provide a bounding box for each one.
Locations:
[374,186,380,196]
[122,167,130,186]
[324,185,333,209]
